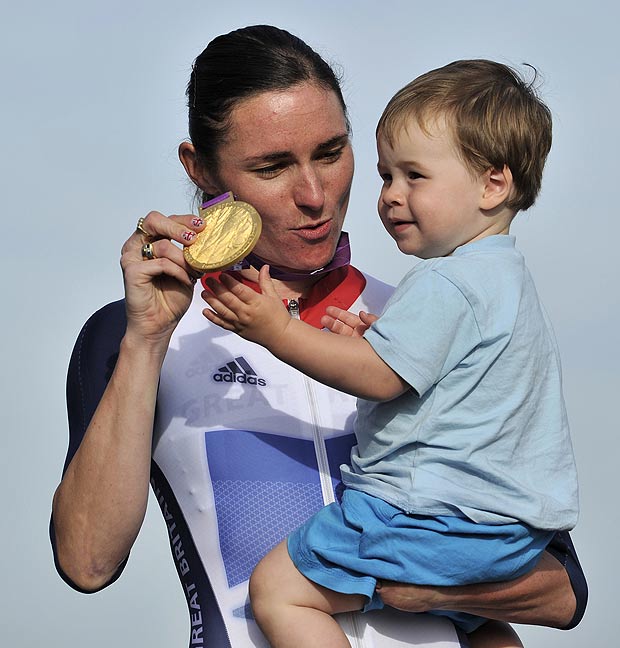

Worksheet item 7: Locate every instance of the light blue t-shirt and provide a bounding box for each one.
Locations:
[341,235,578,530]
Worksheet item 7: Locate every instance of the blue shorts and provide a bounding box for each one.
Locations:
[287,489,554,633]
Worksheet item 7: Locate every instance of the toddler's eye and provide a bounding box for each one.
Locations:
[408,171,422,180]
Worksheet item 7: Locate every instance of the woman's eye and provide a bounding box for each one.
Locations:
[254,164,285,178]
[319,147,344,163]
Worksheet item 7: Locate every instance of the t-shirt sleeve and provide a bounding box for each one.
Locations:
[364,268,481,396]
[50,299,128,592]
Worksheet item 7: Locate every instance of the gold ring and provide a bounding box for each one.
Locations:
[141,242,156,260]
[136,217,150,239]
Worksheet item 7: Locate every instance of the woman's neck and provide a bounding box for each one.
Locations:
[234,232,351,299]
[237,268,321,300]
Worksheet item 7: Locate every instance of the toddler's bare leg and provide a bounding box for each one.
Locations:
[250,541,365,648]
[468,621,523,647]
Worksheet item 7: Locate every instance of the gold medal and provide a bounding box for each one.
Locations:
[184,198,262,272]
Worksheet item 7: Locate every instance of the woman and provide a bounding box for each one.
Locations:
[50,25,586,648]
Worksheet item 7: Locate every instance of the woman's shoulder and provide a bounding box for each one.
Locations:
[67,300,127,436]
[356,268,394,295]
[81,299,127,339]
[351,267,395,313]
[72,299,126,361]
[59,300,129,479]
[70,300,127,376]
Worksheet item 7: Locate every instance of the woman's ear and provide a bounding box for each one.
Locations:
[480,165,514,211]
[178,142,221,195]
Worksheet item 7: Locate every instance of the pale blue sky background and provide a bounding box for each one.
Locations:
[2,1,618,646]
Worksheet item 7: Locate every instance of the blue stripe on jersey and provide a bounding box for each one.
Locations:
[205,430,355,588]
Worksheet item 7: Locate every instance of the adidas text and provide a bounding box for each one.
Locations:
[213,373,266,386]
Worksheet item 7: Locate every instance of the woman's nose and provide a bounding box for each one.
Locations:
[294,166,325,211]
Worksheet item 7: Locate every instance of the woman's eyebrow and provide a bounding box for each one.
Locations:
[314,134,350,154]
[243,150,294,165]
[243,134,350,165]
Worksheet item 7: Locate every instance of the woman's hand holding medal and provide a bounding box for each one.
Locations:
[121,193,261,345]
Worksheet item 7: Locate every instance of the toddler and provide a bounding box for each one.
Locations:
[203,59,578,645]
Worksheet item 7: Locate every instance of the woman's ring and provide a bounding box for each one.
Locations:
[136,217,150,238]
[141,242,156,260]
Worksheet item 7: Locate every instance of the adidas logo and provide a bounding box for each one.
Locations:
[212,356,267,387]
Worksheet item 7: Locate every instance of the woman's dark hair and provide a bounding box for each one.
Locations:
[187,25,349,175]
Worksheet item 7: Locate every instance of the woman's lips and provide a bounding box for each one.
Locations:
[292,219,333,240]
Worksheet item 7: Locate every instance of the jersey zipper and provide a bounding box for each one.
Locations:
[286,299,366,647]
[287,299,335,505]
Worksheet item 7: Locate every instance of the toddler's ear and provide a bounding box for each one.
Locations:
[480,165,513,210]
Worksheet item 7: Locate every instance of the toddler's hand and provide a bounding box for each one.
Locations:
[321,306,378,338]
[202,265,290,349]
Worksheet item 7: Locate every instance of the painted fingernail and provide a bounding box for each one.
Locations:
[191,216,204,227]
[182,230,196,242]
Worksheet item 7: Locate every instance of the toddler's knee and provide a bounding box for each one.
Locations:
[249,560,275,622]
[250,542,299,627]
[248,566,262,604]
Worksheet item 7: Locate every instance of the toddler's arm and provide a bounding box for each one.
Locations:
[203,267,408,401]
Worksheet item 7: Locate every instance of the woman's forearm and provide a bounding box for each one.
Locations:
[51,334,167,591]
[378,552,575,628]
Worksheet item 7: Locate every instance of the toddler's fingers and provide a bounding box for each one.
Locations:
[204,276,246,310]
[359,311,379,326]
[321,314,337,330]
[321,314,355,336]
[325,306,365,330]
[324,306,346,319]
[218,273,263,304]
[202,307,237,331]
[201,290,239,323]
[257,265,279,298]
